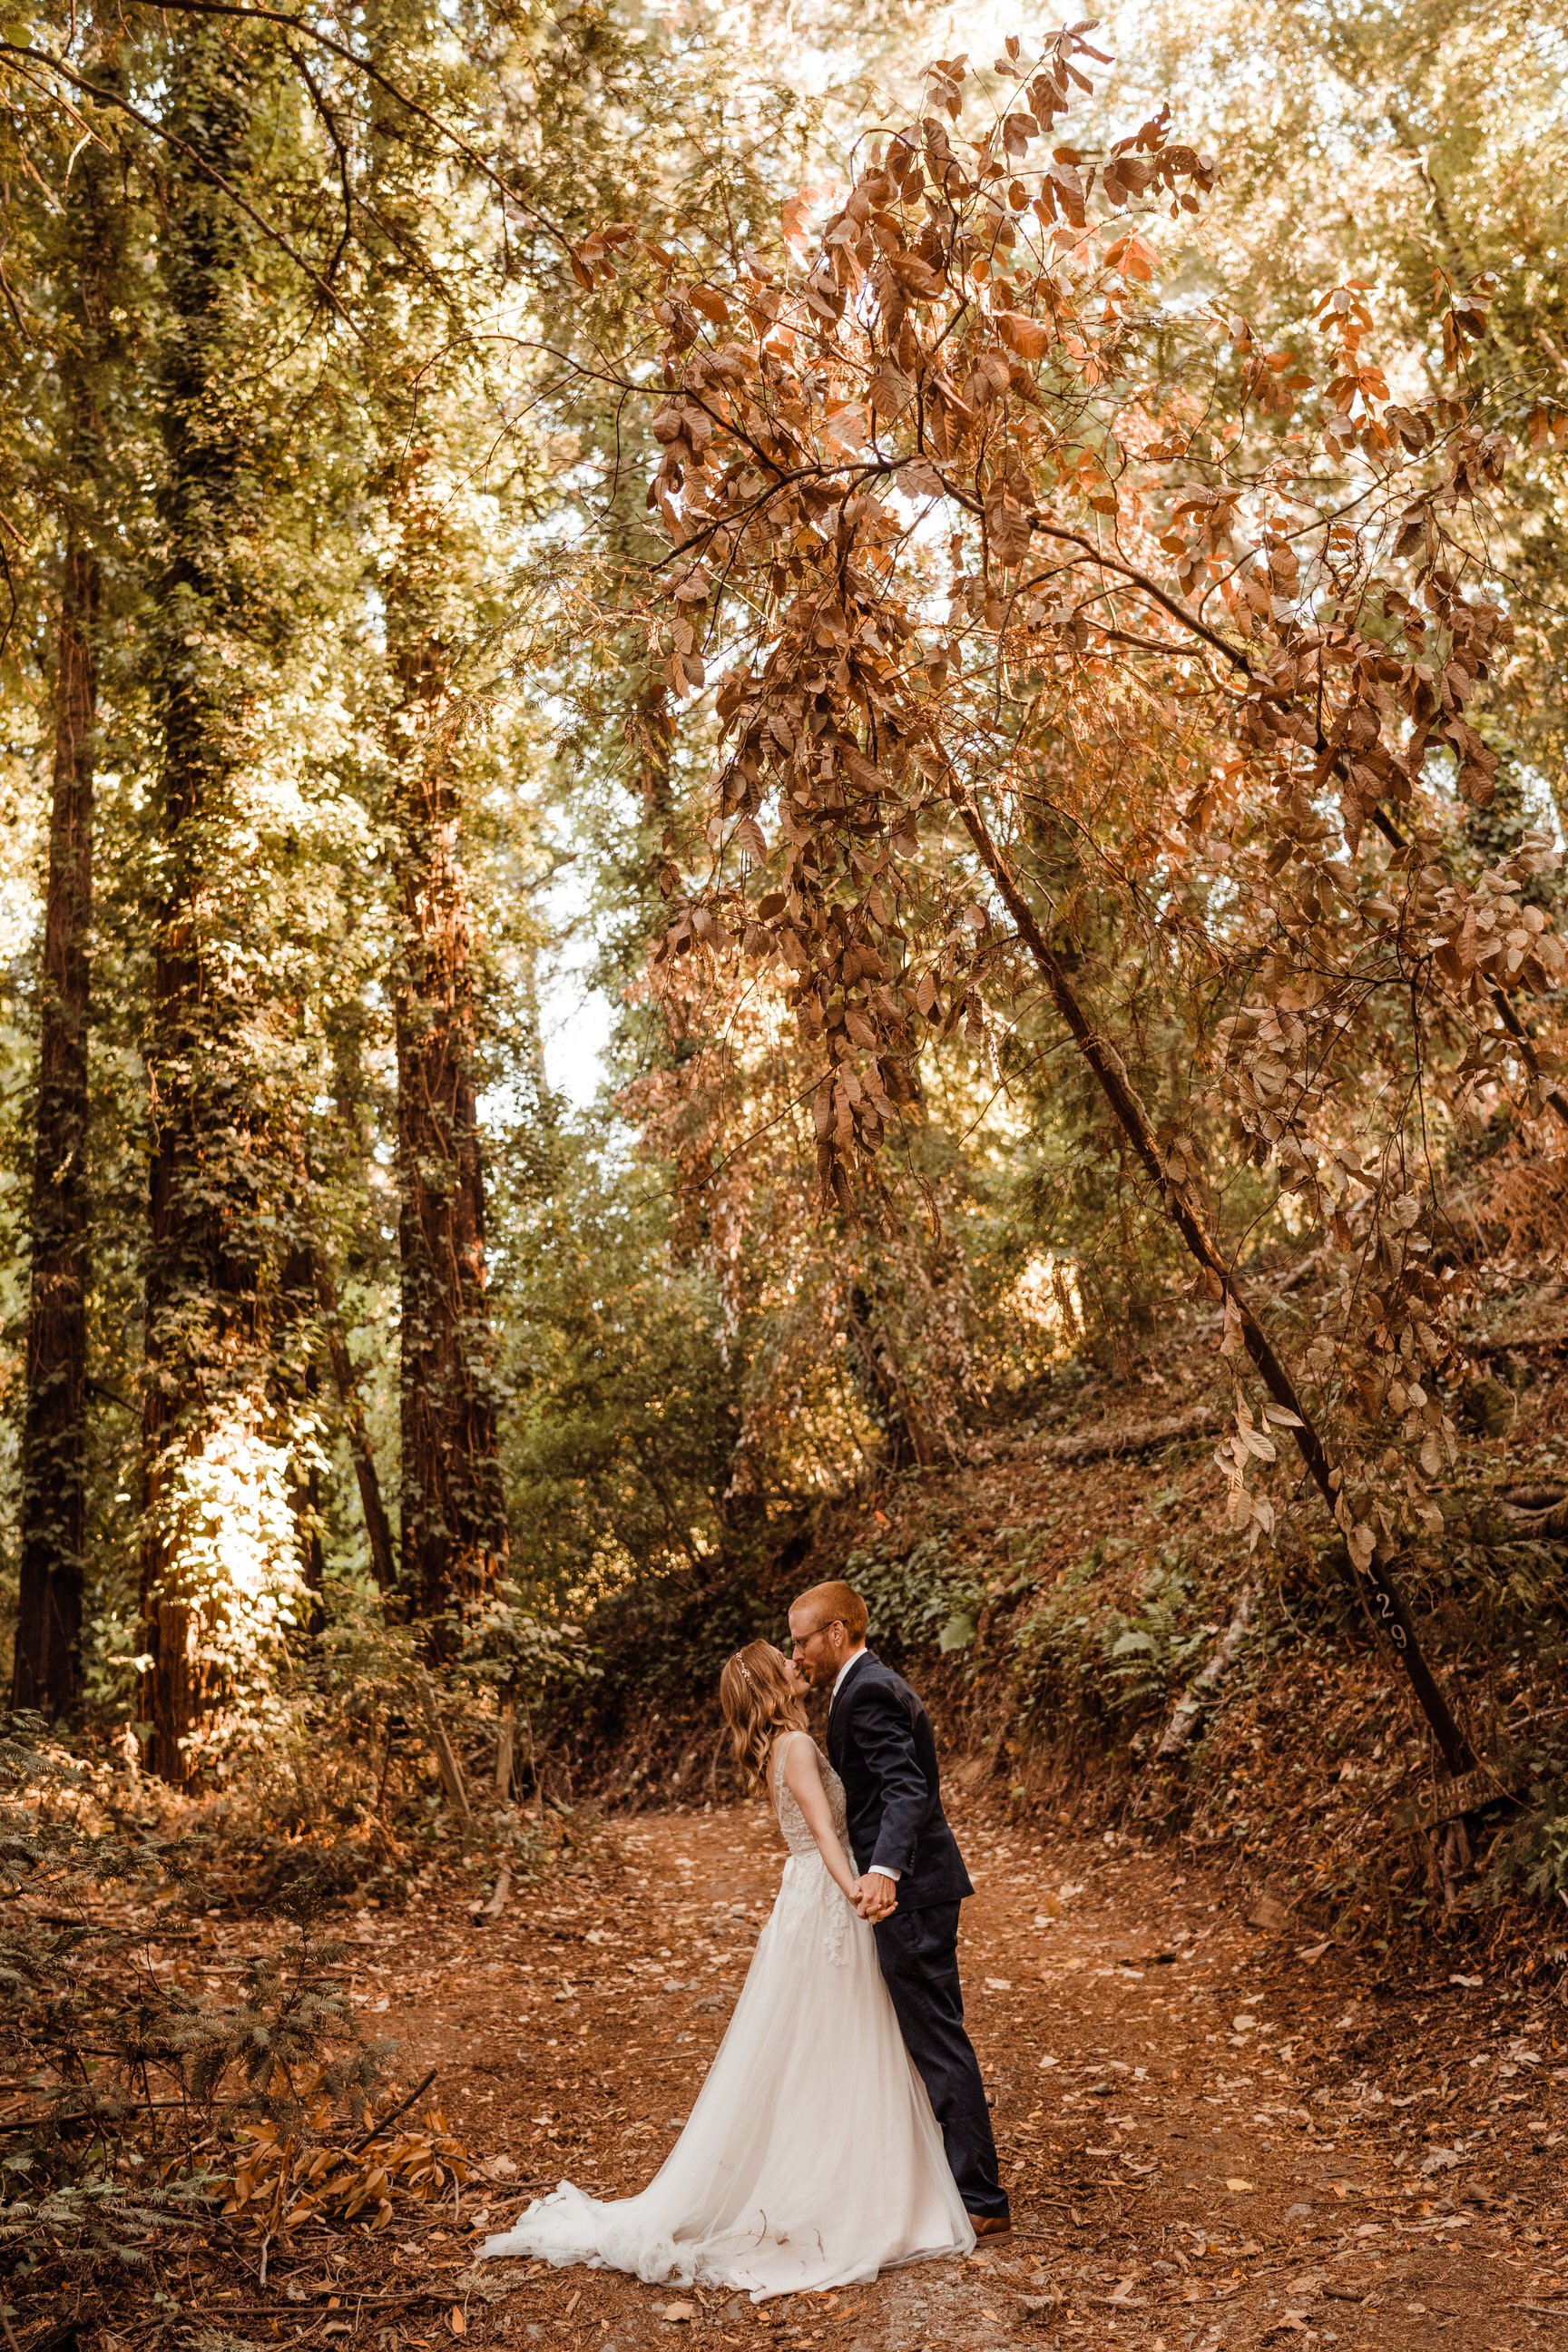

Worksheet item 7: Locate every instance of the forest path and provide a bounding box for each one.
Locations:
[322,1795,1563,2352]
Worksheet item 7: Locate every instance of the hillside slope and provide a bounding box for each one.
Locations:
[575,1267,1568,1962]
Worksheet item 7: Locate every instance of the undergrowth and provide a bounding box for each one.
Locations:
[0,1717,383,2310]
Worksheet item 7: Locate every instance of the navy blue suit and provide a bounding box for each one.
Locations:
[828,1650,1007,2220]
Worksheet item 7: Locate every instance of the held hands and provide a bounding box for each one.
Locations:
[853,1872,897,1924]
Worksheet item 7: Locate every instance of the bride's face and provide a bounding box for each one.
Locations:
[784,1654,811,1699]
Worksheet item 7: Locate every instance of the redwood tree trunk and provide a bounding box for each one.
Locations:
[13,538,98,1717]
[366,2,509,1626]
[138,24,280,1783]
[387,489,508,1619]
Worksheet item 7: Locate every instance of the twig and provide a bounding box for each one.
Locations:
[33,1916,201,1936]
[348,2068,437,2155]
[206,2288,448,2317]
[416,1672,474,1826]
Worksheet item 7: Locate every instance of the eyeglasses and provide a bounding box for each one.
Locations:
[790,1619,843,1653]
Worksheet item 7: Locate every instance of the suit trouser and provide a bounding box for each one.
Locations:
[874,1899,1007,2219]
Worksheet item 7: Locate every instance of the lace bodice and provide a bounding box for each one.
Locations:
[771,1733,849,1859]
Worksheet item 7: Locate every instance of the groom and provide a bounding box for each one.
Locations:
[788,1578,1010,2237]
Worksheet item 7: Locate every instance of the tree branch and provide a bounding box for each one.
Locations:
[0,42,355,327]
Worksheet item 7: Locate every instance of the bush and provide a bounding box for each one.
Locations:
[0,1715,382,2303]
[1011,1543,1209,1736]
[841,1533,985,1665]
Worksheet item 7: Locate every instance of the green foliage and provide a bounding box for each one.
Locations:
[492,1117,734,1608]
[1012,1544,1210,1733]
[462,1578,603,1730]
[1499,1786,1568,1906]
[841,1534,985,1667]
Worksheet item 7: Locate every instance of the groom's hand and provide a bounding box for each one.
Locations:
[855,1873,897,1924]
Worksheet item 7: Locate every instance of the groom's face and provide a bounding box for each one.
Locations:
[789,1604,847,1690]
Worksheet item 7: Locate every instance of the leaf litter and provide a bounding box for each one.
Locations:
[112,1787,1565,2350]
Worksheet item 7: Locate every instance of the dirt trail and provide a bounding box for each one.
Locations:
[259,1794,1565,2350]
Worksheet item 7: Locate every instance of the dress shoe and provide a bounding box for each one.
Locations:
[968,2213,1012,2239]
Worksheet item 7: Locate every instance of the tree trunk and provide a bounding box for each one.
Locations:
[137,23,291,1784]
[13,537,98,1717]
[386,465,509,1624]
[278,1245,326,1621]
[309,1244,397,1593]
[365,4,508,1630]
[958,794,1475,1776]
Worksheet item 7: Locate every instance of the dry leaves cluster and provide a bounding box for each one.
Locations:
[221,2101,469,2235]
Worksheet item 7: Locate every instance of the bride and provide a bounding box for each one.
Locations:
[479,1640,975,2298]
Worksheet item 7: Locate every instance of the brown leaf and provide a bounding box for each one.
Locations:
[994,310,1052,362]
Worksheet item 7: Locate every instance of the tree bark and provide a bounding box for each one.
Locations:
[13,43,128,1719]
[386,466,509,1625]
[138,23,287,1783]
[13,537,98,1717]
[365,5,508,1631]
[958,794,1475,1776]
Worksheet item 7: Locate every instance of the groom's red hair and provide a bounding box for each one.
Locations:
[791,1580,868,1642]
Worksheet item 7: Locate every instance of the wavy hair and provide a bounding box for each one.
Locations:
[720,1641,808,1790]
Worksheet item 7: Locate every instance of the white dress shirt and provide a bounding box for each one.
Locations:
[828,1648,898,1880]
[830,1648,869,1705]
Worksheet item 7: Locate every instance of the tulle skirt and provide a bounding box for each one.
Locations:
[479,1853,975,2298]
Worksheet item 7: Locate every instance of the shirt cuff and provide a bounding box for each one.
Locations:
[867,1864,901,1881]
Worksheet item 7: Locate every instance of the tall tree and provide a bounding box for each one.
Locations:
[640,31,1568,1771]
[137,17,306,1780]
[13,64,127,1716]
[15,540,98,1715]
[365,3,508,1626]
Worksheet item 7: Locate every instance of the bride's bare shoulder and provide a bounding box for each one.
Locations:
[773,1726,824,1780]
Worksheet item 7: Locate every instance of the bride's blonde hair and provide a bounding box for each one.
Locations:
[720,1641,808,1789]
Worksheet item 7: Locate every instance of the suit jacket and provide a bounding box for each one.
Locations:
[826,1649,973,1910]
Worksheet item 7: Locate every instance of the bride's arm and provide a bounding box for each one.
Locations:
[779,1735,860,1905]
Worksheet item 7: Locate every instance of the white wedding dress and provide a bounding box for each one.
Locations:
[479,1731,974,2298]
